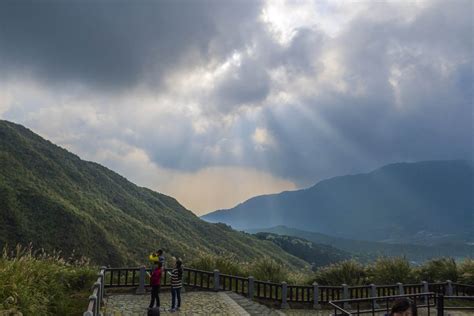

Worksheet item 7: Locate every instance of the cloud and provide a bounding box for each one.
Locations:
[0,0,263,91]
[0,0,472,211]
[75,141,296,215]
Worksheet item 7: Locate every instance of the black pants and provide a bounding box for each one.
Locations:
[149,285,160,308]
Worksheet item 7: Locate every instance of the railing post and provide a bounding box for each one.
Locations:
[371,283,380,309]
[437,294,444,316]
[313,282,321,309]
[342,284,351,309]
[89,294,97,316]
[422,281,429,305]
[446,280,453,296]
[248,276,254,299]
[213,269,220,292]
[93,281,101,315]
[397,282,404,295]
[281,281,289,309]
[136,266,146,294]
[100,266,106,302]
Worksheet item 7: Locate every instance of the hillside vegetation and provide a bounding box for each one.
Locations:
[249,226,474,262]
[190,254,474,286]
[253,232,350,269]
[0,120,307,268]
[0,245,96,316]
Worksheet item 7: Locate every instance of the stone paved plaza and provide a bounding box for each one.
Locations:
[103,291,474,316]
[104,291,253,316]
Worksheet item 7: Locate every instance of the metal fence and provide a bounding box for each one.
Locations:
[329,292,474,316]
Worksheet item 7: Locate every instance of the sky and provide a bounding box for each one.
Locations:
[0,0,472,215]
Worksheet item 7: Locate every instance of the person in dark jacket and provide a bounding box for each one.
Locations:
[148,262,163,309]
[390,298,417,316]
[168,259,183,312]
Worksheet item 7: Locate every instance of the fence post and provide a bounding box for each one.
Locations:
[281,282,289,309]
[89,294,97,316]
[213,269,220,292]
[100,266,106,301]
[446,280,453,296]
[93,281,101,315]
[397,282,404,295]
[136,267,146,294]
[96,273,102,306]
[437,294,444,316]
[422,281,429,305]
[248,276,254,299]
[342,284,351,309]
[370,283,380,309]
[313,282,321,309]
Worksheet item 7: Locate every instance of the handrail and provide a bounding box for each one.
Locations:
[83,267,106,316]
[443,295,474,310]
[329,292,438,316]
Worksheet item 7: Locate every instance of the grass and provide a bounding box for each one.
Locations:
[0,244,96,316]
[190,254,474,287]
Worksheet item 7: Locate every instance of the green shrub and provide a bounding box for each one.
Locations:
[249,257,288,283]
[0,244,96,316]
[313,260,367,285]
[368,257,415,284]
[416,258,457,282]
[457,258,474,284]
[189,253,246,276]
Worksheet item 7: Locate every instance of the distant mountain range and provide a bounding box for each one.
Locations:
[0,120,307,268]
[203,160,473,244]
[248,226,474,262]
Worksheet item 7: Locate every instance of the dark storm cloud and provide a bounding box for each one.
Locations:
[0,0,262,89]
[213,58,271,109]
[0,0,471,191]
[250,0,474,184]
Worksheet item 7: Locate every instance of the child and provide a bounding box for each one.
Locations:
[168,259,183,312]
[148,261,162,310]
[149,249,165,268]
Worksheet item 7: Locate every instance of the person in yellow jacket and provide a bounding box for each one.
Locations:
[149,249,165,267]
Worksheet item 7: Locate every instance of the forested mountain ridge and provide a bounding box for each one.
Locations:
[0,120,308,268]
[203,160,473,243]
[249,226,474,262]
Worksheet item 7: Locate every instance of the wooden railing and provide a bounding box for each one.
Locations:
[85,266,474,314]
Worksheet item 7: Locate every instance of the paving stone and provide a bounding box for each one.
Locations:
[104,291,247,315]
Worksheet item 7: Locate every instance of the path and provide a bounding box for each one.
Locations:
[103,291,473,316]
[104,291,254,315]
[104,291,288,316]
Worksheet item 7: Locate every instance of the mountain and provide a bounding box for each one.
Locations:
[253,232,350,269]
[248,226,474,262]
[0,120,308,268]
[202,160,474,243]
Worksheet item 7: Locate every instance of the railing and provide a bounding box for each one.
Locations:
[220,273,248,295]
[444,295,474,311]
[329,292,438,316]
[453,283,474,296]
[254,280,281,300]
[87,266,474,314]
[83,267,106,316]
